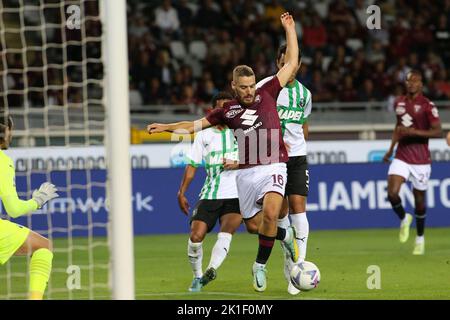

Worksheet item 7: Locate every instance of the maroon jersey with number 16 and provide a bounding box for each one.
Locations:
[206,77,288,168]
[394,94,441,164]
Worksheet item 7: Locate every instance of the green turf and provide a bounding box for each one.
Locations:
[2,228,450,299]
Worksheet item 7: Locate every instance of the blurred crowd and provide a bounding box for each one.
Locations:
[127,0,450,113]
[0,0,103,109]
[1,0,449,113]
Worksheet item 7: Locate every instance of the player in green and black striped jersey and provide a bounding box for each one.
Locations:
[178,92,242,292]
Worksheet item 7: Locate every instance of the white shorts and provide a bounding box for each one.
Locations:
[236,162,287,219]
[388,158,431,191]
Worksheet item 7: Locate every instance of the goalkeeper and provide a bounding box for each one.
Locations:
[0,115,59,300]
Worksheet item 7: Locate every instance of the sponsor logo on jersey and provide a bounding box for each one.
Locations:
[229,104,241,109]
[243,121,263,134]
[240,109,259,126]
[414,104,422,113]
[225,108,244,118]
[401,113,413,127]
[395,106,406,115]
[207,151,239,165]
[432,107,439,118]
[278,109,303,121]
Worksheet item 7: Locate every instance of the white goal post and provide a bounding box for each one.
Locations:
[102,0,135,300]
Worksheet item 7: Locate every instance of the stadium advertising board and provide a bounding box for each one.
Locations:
[5,139,450,170]
[3,162,449,236]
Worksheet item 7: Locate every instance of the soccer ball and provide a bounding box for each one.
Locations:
[290,261,320,291]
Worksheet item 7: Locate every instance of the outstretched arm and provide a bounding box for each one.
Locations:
[2,195,38,219]
[147,117,213,135]
[276,12,299,87]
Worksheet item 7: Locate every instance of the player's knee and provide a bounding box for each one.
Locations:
[244,221,258,234]
[34,238,52,253]
[263,203,280,219]
[43,238,53,252]
[415,201,426,212]
[262,212,277,226]
[190,232,205,243]
[387,192,400,204]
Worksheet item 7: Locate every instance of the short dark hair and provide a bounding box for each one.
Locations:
[211,91,233,108]
[277,44,302,63]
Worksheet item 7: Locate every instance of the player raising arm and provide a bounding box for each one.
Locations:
[383,70,442,255]
[147,11,299,136]
[149,12,300,292]
[0,114,59,299]
[256,44,312,295]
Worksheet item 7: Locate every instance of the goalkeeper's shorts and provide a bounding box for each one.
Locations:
[0,219,30,265]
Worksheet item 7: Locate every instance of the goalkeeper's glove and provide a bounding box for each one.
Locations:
[32,182,59,209]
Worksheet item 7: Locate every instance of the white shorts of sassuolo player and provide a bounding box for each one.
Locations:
[388,158,431,191]
[236,162,287,220]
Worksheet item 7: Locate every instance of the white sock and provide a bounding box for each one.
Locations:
[291,212,309,261]
[208,232,232,270]
[253,261,266,269]
[416,235,425,244]
[188,239,203,278]
[277,215,290,229]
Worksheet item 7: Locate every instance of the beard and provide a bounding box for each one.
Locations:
[234,91,254,107]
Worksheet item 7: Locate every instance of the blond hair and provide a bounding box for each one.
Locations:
[232,65,254,81]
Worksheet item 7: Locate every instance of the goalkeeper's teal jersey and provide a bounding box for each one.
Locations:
[185,127,238,200]
[0,150,37,218]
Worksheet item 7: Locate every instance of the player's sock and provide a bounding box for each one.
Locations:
[188,239,203,278]
[208,232,232,270]
[275,227,293,241]
[277,215,290,229]
[415,209,426,236]
[256,234,275,264]
[390,199,406,220]
[29,248,53,300]
[291,212,309,261]
[415,235,425,244]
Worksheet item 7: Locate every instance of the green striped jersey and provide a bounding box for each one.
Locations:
[256,76,312,157]
[185,127,238,200]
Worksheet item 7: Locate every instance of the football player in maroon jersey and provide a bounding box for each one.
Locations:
[148,12,300,291]
[383,70,442,255]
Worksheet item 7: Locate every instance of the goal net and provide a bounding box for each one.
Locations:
[0,0,132,299]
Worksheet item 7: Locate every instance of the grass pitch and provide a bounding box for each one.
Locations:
[2,228,450,299]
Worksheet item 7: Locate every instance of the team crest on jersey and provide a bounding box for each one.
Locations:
[225,109,243,118]
[395,106,406,115]
[255,95,261,103]
[414,104,422,113]
[298,98,305,107]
